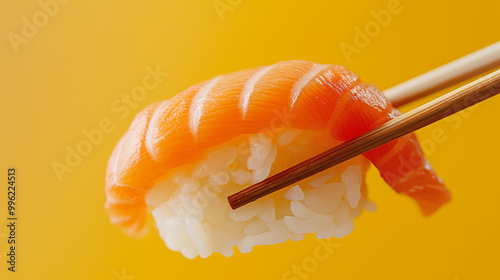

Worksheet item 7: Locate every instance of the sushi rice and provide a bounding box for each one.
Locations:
[145,127,376,259]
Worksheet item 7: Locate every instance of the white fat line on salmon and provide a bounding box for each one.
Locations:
[240,65,274,119]
[189,76,222,138]
[145,100,169,161]
[290,64,330,109]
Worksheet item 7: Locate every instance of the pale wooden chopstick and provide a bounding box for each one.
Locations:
[228,69,500,210]
[385,41,500,107]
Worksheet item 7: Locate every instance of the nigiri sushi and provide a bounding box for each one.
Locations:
[105,60,451,259]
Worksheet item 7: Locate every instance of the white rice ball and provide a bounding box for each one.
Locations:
[147,128,374,258]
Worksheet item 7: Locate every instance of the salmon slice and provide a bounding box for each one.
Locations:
[105,60,451,237]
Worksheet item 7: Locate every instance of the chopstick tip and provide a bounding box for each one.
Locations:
[227,194,240,210]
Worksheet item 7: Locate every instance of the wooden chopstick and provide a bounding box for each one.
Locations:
[384,41,500,107]
[228,69,500,210]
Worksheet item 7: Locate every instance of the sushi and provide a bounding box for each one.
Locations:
[105,60,451,258]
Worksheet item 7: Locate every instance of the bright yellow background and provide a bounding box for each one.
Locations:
[1,0,499,279]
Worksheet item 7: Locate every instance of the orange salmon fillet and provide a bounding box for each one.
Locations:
[105,61,451,237]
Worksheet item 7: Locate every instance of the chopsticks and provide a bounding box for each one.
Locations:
[385,41,500,106]
[228,42,500,210]
[229,69,500,209]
